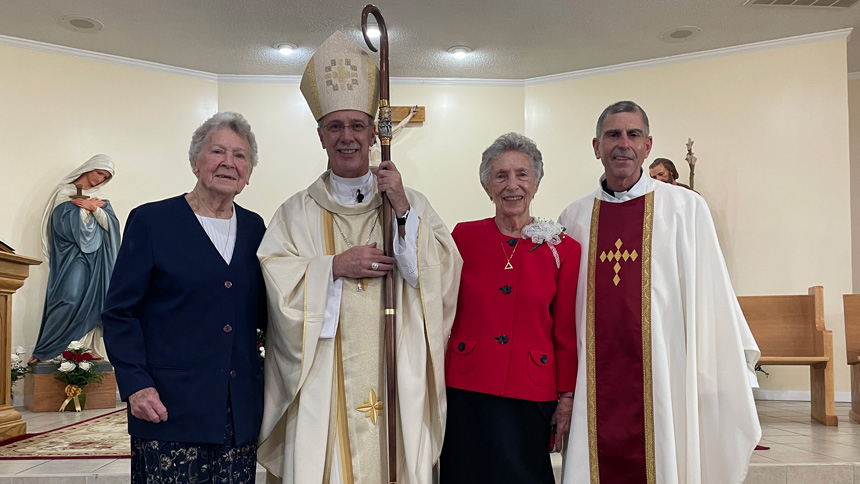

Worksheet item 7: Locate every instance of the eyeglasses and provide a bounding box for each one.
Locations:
[322,122,370,134]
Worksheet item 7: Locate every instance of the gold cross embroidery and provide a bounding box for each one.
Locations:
[599,238,638,286]
[324,59,358,91]
[356,388,384,425]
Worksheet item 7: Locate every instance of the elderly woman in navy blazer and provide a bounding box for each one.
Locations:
[103,112,267,483]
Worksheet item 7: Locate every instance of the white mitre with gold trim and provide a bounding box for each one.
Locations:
[300,30,380,121]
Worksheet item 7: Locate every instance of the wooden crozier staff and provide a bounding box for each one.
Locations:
[361,5,398,484]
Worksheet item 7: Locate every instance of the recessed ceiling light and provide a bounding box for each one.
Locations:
[366,25,381,39]
[274,43,297,55]
[447,45,473,59]
[59,15,104,33]
[660,26,702,43]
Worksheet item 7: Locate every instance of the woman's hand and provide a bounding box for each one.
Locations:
[550,394,573,452]
[71,197,106,212]
[128,386,168,423]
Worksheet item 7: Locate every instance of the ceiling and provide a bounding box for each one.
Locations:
[1,0,860,79]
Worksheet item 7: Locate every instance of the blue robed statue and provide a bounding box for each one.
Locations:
[30,154,120,363]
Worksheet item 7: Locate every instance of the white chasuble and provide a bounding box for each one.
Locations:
[558,174,761,484]
[257,171,463,484]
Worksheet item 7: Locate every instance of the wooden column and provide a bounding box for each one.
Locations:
[0,252,41,439]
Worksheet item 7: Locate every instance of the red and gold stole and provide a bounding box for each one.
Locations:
[585,193,655,484]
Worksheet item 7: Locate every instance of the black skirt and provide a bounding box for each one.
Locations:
[440,387,557,484]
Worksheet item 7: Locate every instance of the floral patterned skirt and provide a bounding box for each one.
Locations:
[130,405,257,484]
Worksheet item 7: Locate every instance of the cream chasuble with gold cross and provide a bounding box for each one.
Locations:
[256,171,462,484]
[558,173,760,484]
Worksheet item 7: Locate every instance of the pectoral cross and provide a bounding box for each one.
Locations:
[599,238,638,286]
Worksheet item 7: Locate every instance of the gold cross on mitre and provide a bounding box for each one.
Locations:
[599,238,638,286]
[324,58,359,91]
[356,388,384,425]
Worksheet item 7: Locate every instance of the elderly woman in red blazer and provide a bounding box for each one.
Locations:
[440,132,580,483]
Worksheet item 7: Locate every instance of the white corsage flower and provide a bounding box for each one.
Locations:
[58,361,76,372]
[259,346,266,358]
[79,361,92,371]
[10,353,21,364]
[522,218,566,268]
[67,341,85,351]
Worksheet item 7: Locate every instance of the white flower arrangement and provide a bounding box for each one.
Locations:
[67,341,85,351]
[79,361,92,371]
[58,361,77,372]
[10,346,28,398]
[257,329,266,365]
[522,217,566,268]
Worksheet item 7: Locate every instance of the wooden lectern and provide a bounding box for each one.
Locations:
[0,252,41,439]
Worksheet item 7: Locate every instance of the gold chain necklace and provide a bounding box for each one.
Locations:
[500,239,518,270]
[332,213,379,291]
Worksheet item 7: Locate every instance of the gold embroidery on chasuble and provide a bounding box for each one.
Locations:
[585,199,601,484]
[326,208,387,483]
[641,193,656,484]
[599,238,639,286]
[585,193,656,484]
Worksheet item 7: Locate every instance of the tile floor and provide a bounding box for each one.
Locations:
[746,401,860,484]
[1,400,858,483]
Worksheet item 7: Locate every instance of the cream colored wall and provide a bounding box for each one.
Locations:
[0,44,218,358]
[2,36,853,398]
[527,38,853,395]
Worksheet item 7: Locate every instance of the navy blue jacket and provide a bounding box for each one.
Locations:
[102,195,266,445]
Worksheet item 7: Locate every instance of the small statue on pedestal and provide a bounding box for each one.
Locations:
[29,155,120,365]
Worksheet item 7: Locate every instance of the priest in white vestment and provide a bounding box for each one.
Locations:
[256,31,462,484]
[558,101,761,484]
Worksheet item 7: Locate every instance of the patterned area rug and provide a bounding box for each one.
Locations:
[0,409,129,459]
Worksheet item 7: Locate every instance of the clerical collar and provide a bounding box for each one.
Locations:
[599,169,648,202]
[330,171,373,205]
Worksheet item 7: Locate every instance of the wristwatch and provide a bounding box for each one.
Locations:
[396,208,410,226]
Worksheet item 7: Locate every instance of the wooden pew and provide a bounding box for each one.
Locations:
[842,294,860,424]
[738,286,837,426]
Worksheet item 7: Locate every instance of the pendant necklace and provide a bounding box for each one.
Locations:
[332,213,379,291]
[500,239,518,270]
